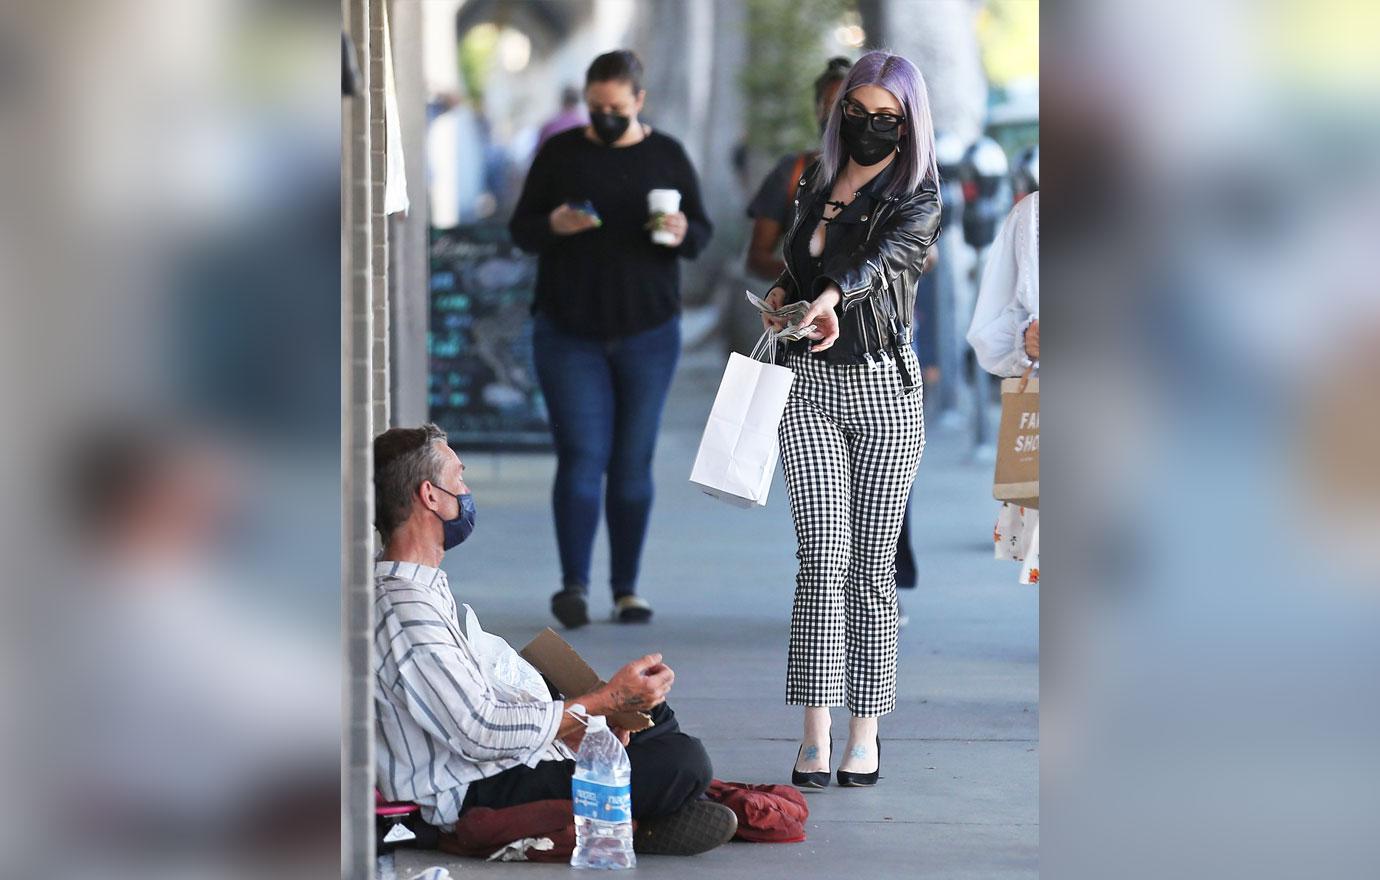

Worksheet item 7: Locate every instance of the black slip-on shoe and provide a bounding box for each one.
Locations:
[550,589,589,629]
[633,800,737,856]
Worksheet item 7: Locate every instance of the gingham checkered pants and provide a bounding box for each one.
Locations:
[779,347,925,717]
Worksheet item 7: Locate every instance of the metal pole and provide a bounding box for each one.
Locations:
[937,225,972,431]
[370,0,390,430]
[934,213,963,418]
[343,0,375,875]
[968,243,995,461]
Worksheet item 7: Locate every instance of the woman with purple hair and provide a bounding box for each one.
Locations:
[759,50,941,789]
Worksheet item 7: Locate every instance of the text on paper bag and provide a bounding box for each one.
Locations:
[1013,410,1039,453]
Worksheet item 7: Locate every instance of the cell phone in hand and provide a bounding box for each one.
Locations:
[567,200,602,226]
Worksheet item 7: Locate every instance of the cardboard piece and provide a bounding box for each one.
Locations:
[993,376,1039,509]
[519,628,654,733]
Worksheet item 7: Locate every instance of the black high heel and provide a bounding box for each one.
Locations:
[791,743,831,790]
[836,737,881,787]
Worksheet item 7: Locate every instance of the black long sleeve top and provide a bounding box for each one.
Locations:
[508,127,713,339]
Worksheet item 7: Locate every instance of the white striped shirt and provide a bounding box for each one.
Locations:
[373,560,568,828]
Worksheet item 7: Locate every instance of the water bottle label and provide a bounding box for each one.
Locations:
[571,777,632,824]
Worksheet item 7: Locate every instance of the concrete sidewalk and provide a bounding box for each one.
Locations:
[390,351,1038,879]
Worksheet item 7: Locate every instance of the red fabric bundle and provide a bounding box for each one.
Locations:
[438,779,810,861]
[440,799,578,863]
[706,780,810,843]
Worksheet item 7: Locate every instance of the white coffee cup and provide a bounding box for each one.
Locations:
[647,189,682,246]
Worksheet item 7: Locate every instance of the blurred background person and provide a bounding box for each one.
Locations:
[966,190,1039,584]
[428,91,491,227]
[54,425,337,868]
[761,51,941,791]
[893,244,940,624]
[535,84,588,152]
[745,56,853,281]
[509,50,713,630]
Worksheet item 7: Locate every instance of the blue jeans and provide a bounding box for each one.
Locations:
[532,314,681,597]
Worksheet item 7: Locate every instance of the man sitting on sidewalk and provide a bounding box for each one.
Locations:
[372,424,737,856]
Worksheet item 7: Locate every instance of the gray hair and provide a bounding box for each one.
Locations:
[373,423,450,537]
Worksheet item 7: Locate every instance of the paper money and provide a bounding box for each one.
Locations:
[744,290,817,341]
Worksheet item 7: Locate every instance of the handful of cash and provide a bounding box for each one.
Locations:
[744,290,818,342]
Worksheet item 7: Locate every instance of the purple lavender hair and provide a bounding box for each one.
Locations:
[815,50,938,198]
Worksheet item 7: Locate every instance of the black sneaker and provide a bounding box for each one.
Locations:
[550,589,589,629]
[633,800,737,856]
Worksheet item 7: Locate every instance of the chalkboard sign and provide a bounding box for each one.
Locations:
[429,223,550,449]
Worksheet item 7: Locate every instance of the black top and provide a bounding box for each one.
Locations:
[782,161,900,364]
[747,151,814,225]
[509,127,713,339]
[788,197,830,314]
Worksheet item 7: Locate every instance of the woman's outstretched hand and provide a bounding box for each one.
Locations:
[801,286,842,352]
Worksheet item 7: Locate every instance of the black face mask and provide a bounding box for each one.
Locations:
[840,113,902,167]
[590,111,631,146]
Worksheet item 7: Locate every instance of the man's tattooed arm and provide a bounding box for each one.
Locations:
[555,654,675,748]
[604,686,656,712]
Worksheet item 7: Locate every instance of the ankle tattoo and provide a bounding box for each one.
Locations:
[849,744,868,760]
[803,745,820,761]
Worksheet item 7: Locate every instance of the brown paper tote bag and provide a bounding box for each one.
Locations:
[993,373,1038,509]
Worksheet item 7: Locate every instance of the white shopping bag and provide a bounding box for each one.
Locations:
[689,335,795,508]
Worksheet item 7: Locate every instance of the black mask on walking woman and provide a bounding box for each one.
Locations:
[590,111,631,146]
[840,113,902,167]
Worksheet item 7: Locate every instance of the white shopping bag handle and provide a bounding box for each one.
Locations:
[749,328,802,364]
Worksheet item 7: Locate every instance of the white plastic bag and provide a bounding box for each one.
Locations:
[462,604,550,700]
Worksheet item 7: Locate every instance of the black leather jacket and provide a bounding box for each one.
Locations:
[773,161,942,359]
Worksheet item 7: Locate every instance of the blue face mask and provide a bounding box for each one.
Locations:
[431,486,477,550]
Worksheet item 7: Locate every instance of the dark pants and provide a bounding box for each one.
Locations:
[894,269,936,592]
[896,487,917,590]
[460,702,711,820]
[913,269,939,371]
[532,314,681,598]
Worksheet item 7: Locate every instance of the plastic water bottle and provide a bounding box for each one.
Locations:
[570,712,635,869]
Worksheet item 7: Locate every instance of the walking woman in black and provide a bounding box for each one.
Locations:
[761,51,941,788]
[509,50,713,629]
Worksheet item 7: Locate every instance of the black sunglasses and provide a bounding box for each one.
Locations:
[842,99,906,133]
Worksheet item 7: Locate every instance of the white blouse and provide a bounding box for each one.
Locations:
[967,192,1039,378]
